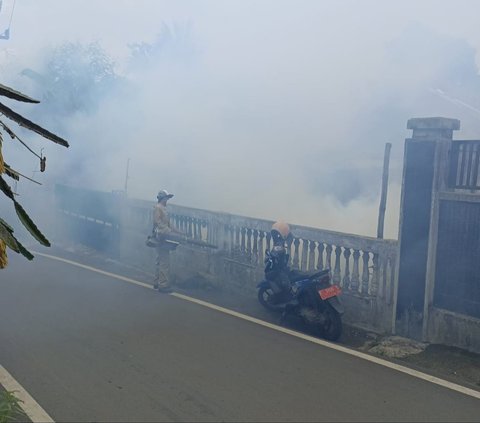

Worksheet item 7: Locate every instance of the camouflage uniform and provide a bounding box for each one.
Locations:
[153,202,174,290]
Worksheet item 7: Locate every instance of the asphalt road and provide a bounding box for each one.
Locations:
[1,254,479,422]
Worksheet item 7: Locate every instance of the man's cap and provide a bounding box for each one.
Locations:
[157,190,174,200]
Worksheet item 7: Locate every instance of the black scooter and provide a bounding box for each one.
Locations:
[257,247,344,341]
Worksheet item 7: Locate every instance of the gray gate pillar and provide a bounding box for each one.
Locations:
[394,117,460,339]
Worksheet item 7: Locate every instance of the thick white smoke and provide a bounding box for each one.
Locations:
[2,0,480,241]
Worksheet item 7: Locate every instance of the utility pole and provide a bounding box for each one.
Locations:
[377,142,391,239]
[124,158,130,195]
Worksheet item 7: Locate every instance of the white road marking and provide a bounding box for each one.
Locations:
[33,251,480,401]
[33,252,153,290]
[0,365,54,423]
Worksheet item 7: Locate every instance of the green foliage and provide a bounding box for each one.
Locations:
[0,218,34,260]
[22,41,118,119]
[0,82,69,267]
[0,390,23,423]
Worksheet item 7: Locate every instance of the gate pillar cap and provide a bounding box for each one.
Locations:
[407,117,460,141]
[407,117,460,131]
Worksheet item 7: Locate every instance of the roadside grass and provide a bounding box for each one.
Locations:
[0,390,23,423]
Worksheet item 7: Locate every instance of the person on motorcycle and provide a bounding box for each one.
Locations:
[265,220,293,300]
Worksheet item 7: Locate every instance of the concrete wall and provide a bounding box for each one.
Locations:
[427,308,480,354]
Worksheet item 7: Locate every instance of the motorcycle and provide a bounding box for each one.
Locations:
[257,248,344,341]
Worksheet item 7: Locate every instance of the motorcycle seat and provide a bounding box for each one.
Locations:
[289,269,330,282]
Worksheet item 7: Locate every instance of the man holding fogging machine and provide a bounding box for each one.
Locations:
[146,189,217,293]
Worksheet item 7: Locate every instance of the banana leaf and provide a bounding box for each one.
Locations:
[0,120,16,139]
[0,176,50,246]
[13,201,50,247]
[0,120,46,162]
[0,219,34,260]
[4,164,40,184]
[0,218,14,232]
[0,102,69,147]
[4,165,20,181]
[0,175,14,200]
[0,142,4,175]
[0,83,40,103]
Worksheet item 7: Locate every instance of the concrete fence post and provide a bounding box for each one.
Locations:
[394,117,460,339]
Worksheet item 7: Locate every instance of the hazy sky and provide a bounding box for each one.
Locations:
[2,0,480,238]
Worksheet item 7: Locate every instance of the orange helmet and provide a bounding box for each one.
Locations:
[272,220,290,238]
[271,220,291,245]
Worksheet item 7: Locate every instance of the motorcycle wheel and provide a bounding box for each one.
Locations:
[320,304,342,341]
[257,287,278,311]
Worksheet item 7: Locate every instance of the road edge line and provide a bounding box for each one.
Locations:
[0,365,54,423]
[33,251,480,402]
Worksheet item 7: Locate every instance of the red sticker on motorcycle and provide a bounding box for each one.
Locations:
[318,285,342,300]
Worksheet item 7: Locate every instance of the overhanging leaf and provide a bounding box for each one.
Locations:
[0,102,69,147]
[17,243,35,260]
[15,237,35,260]
[0,220,34,260]
[4,165,20,181]
[0,175,14,200]
[0,135,4,174]
[0,218,14,233]
[13,200,51,247]
[4,164,40,184]
[0,120,45,161]
[0,239,7,268]
[0,119,16,139]
[0,83,40,103]
[0,220,20,252]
